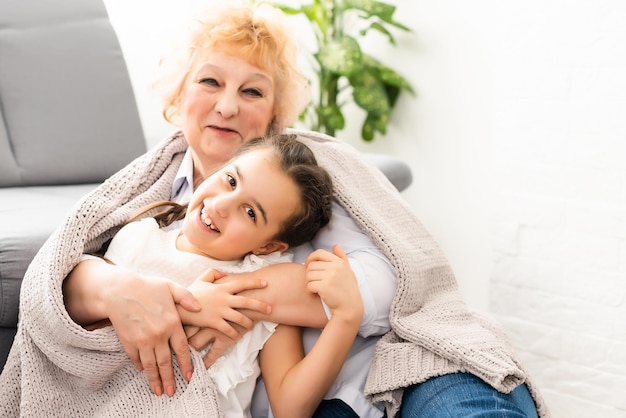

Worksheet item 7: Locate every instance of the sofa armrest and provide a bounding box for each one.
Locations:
[362,153,413,192]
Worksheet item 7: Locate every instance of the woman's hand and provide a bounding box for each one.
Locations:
[103,270,201,397]
[64,259,201,397]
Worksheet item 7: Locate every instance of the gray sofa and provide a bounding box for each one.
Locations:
[0,0,412,371]
[0,0,147,367]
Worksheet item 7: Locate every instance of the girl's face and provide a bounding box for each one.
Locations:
[178,48,276,179]
[179,148,300,261]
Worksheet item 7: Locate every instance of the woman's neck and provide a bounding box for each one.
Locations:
[191,161,222,190]
[192,172,205,191]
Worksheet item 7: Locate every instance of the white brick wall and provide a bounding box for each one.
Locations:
[490,1,626,416]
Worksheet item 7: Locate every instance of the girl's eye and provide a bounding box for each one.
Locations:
[243,87,263,98]
[199,77,219,87]
[227,174,236,188]
[245,206,257,222]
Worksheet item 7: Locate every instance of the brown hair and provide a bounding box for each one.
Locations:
[154,4,310,134]
[131,134,332,248]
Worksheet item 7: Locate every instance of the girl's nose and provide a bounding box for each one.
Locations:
[214,90,239,119]
[212,194,231,218]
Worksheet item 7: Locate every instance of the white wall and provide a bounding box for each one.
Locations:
[486,2,626,417]
[103,1,626,416]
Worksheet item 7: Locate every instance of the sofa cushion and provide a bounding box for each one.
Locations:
[0,184,99,328]
[0,0,146,187]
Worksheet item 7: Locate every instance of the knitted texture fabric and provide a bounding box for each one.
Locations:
[0,130,549,417]
[292,129,549,418]
[0,134,225,417]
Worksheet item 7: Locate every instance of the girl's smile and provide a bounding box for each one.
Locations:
[200,206,220,233]
[178,148,300,261]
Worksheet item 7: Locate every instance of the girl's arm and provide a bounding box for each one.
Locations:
[189,201,396,367]
[259,245,363,418]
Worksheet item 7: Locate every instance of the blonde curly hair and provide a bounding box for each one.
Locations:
[153,3,310,134]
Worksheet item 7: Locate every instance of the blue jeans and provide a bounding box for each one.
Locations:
[313,373,538,418]
[400,373,539,418]
[313,399,360,418]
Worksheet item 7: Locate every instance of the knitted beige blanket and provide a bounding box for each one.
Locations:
[0,129,549,417]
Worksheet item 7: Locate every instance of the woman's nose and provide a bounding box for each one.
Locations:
[214,90,239,119]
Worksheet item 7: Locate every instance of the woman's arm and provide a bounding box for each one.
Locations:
[65,259,275,391]
[63,258,200,396]
[259,245,363,417]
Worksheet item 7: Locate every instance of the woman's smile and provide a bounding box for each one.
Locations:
[206,123,241,139]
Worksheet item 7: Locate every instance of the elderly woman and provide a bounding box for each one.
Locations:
[0,3,548,418]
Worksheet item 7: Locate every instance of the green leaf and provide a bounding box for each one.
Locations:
[360,22,396,45]
[316,36,362,76]
[320,104,345,131]
[344,0,394,21]
[372,112,389,134]
[302,3,329,37]
[378,66,414,94]
[344,0,411,31]
[362,55,414,94]
[362,112,389,141]
[269,5,304,15]
[361,119,375,141]
[384,84,401,108]
[350,70,390,115]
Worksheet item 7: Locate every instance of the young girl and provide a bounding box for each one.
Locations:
[100,134,364,417]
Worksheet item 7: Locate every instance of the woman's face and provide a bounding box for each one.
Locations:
[178,48,276,178]
[179,148,300,261]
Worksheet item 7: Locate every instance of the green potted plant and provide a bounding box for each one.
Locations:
[259,0,414,141]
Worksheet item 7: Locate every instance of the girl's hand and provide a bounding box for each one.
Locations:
[103,271,201,397]
[179,269,272,368]
[304,245,364,324]
[261,245,364,417]
[181,269,272,337]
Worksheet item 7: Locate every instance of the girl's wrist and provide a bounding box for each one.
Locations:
[329,307,363,329]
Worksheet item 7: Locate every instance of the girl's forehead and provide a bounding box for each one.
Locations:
[216,147,273,173]
[235,147,275,165]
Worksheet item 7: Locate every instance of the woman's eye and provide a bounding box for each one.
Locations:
[199,77,219,87]
[245,206,257,222]
[243,87,263,98]
[227,174,236,188]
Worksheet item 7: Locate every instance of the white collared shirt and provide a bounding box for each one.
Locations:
[171,150,195,204]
